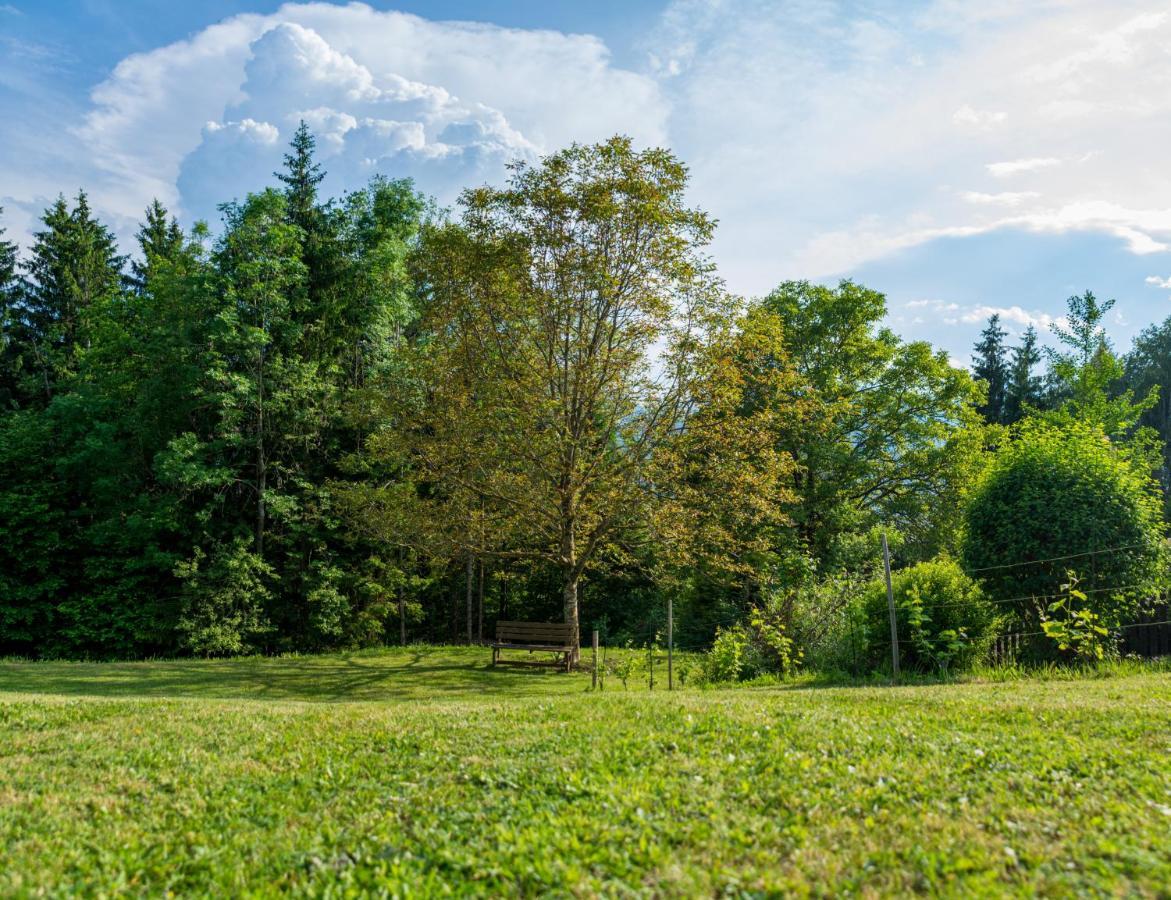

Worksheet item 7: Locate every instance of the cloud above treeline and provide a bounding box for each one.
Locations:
[73,3,667,231]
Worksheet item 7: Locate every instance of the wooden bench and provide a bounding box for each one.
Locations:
[491,621,575,672]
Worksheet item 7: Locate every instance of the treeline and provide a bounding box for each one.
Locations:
[0,127,1168,662]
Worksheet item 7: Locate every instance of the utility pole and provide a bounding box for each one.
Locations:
[882,532,899,684]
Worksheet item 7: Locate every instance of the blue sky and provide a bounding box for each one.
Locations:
[4,0,1171,364]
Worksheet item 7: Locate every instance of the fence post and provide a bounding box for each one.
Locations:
[667,595,674,691]
[592,629,599,690]
[882,532,900,684]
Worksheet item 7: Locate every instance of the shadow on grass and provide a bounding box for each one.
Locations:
[0,646,592,703]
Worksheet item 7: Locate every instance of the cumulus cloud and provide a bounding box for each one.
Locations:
[71,3,666,232]
[646,0,1171,288]
[1145,275,1171,290]
[961,191,1040,207]
[952,105,1007,129]
[957,305,1058,329]
[985,157,1063,177]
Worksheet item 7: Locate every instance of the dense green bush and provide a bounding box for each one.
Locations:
[699,597,802,683]
[962,420,1165,633]
[859,558,998,673]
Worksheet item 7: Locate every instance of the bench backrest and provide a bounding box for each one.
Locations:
[496,620,574,646]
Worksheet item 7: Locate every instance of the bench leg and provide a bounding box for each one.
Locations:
[491,647,497,667]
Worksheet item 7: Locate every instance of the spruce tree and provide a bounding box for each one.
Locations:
[130,199,184,291]
[0,208,16,293]
[275,121,325,231]
[1005,324,1042,422]
[20,192,125,401]
[972,313,1009,424]
[0,209,20,408]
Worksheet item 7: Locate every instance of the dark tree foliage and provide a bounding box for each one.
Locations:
[0,209,22,410]
[1005,324,1043,423]
[16,193,126,405]
[0,131,428,658]
[962,420,1165,639]
[1125,315,1171,508]
[130,199,185,291]
[275,120,326,231]
[2,125,1167,664]
[972,313,1009,424]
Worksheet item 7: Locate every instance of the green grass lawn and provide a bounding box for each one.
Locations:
[1,648,1169,896]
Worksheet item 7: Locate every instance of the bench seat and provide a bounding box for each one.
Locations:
[491,621,575,672]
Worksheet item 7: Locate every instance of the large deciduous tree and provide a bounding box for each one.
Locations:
[403,137,736,659]
[758,280,985,568]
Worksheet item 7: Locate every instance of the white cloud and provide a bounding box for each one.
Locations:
[985,157,1063,177]
[67,4,666,233]
[957,305,1057,329]
[647,0,1171,290]
[952,105,1007,129]
[961,190,1040,206]
[1145,275,1171,289]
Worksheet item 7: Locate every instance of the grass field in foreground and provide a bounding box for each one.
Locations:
[1,648,1169,896]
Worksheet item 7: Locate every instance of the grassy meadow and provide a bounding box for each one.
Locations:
[1,647,1170,896]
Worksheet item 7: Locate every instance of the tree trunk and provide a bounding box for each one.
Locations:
[255,347,266,558]
[465,553,474,644]
[398,584,406,646]
[563,574,580,668]
[477,559,485,644]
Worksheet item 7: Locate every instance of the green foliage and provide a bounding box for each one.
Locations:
[759,280,985,569]
[962,419,1166,633]
[1043,291,1158,451]
[1005,324,1044,423]
[176,538,274,656]
[701,624,750,683]
[860,558,997,673]
[972,313,1009,424]
[1040,573,1111,663]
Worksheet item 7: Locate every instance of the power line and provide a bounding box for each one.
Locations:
[963,542,1149,575]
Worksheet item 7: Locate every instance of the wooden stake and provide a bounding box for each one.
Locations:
[667,595,674,691]
[592,629,599,690]
[882,532,899,684]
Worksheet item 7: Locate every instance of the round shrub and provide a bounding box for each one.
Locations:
[962,420,1165,632]
[860,558,997,673]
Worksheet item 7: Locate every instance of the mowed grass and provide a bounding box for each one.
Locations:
[1,648,1169,896]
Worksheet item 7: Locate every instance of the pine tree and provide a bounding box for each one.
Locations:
[1005,324,1043,422]
[0,209,21,409]
[0,208,16,293]
[19,192,126,403]
[972,313,1009,424]
[130,199,184,291]
[275,121,325,231]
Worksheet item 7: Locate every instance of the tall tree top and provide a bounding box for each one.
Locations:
[275,121,325,228]
[0,207,17,292]
[131,200,185,290]
[1051,290,1113,366]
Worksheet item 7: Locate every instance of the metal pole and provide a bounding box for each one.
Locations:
[592,629,599,690]
[667,596,674,691]
[882,532,899,683]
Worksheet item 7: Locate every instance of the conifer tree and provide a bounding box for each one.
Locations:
[20,192,125,401]
[1005,324,1043,422]
[275,121,325,231]
[0,209,21,409]
[130,199,184,291]
[972,313,1009,424]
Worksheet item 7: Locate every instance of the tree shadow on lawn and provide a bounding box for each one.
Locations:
[0,649,588,703]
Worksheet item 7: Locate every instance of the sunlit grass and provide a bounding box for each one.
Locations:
[1,647,1169,895]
